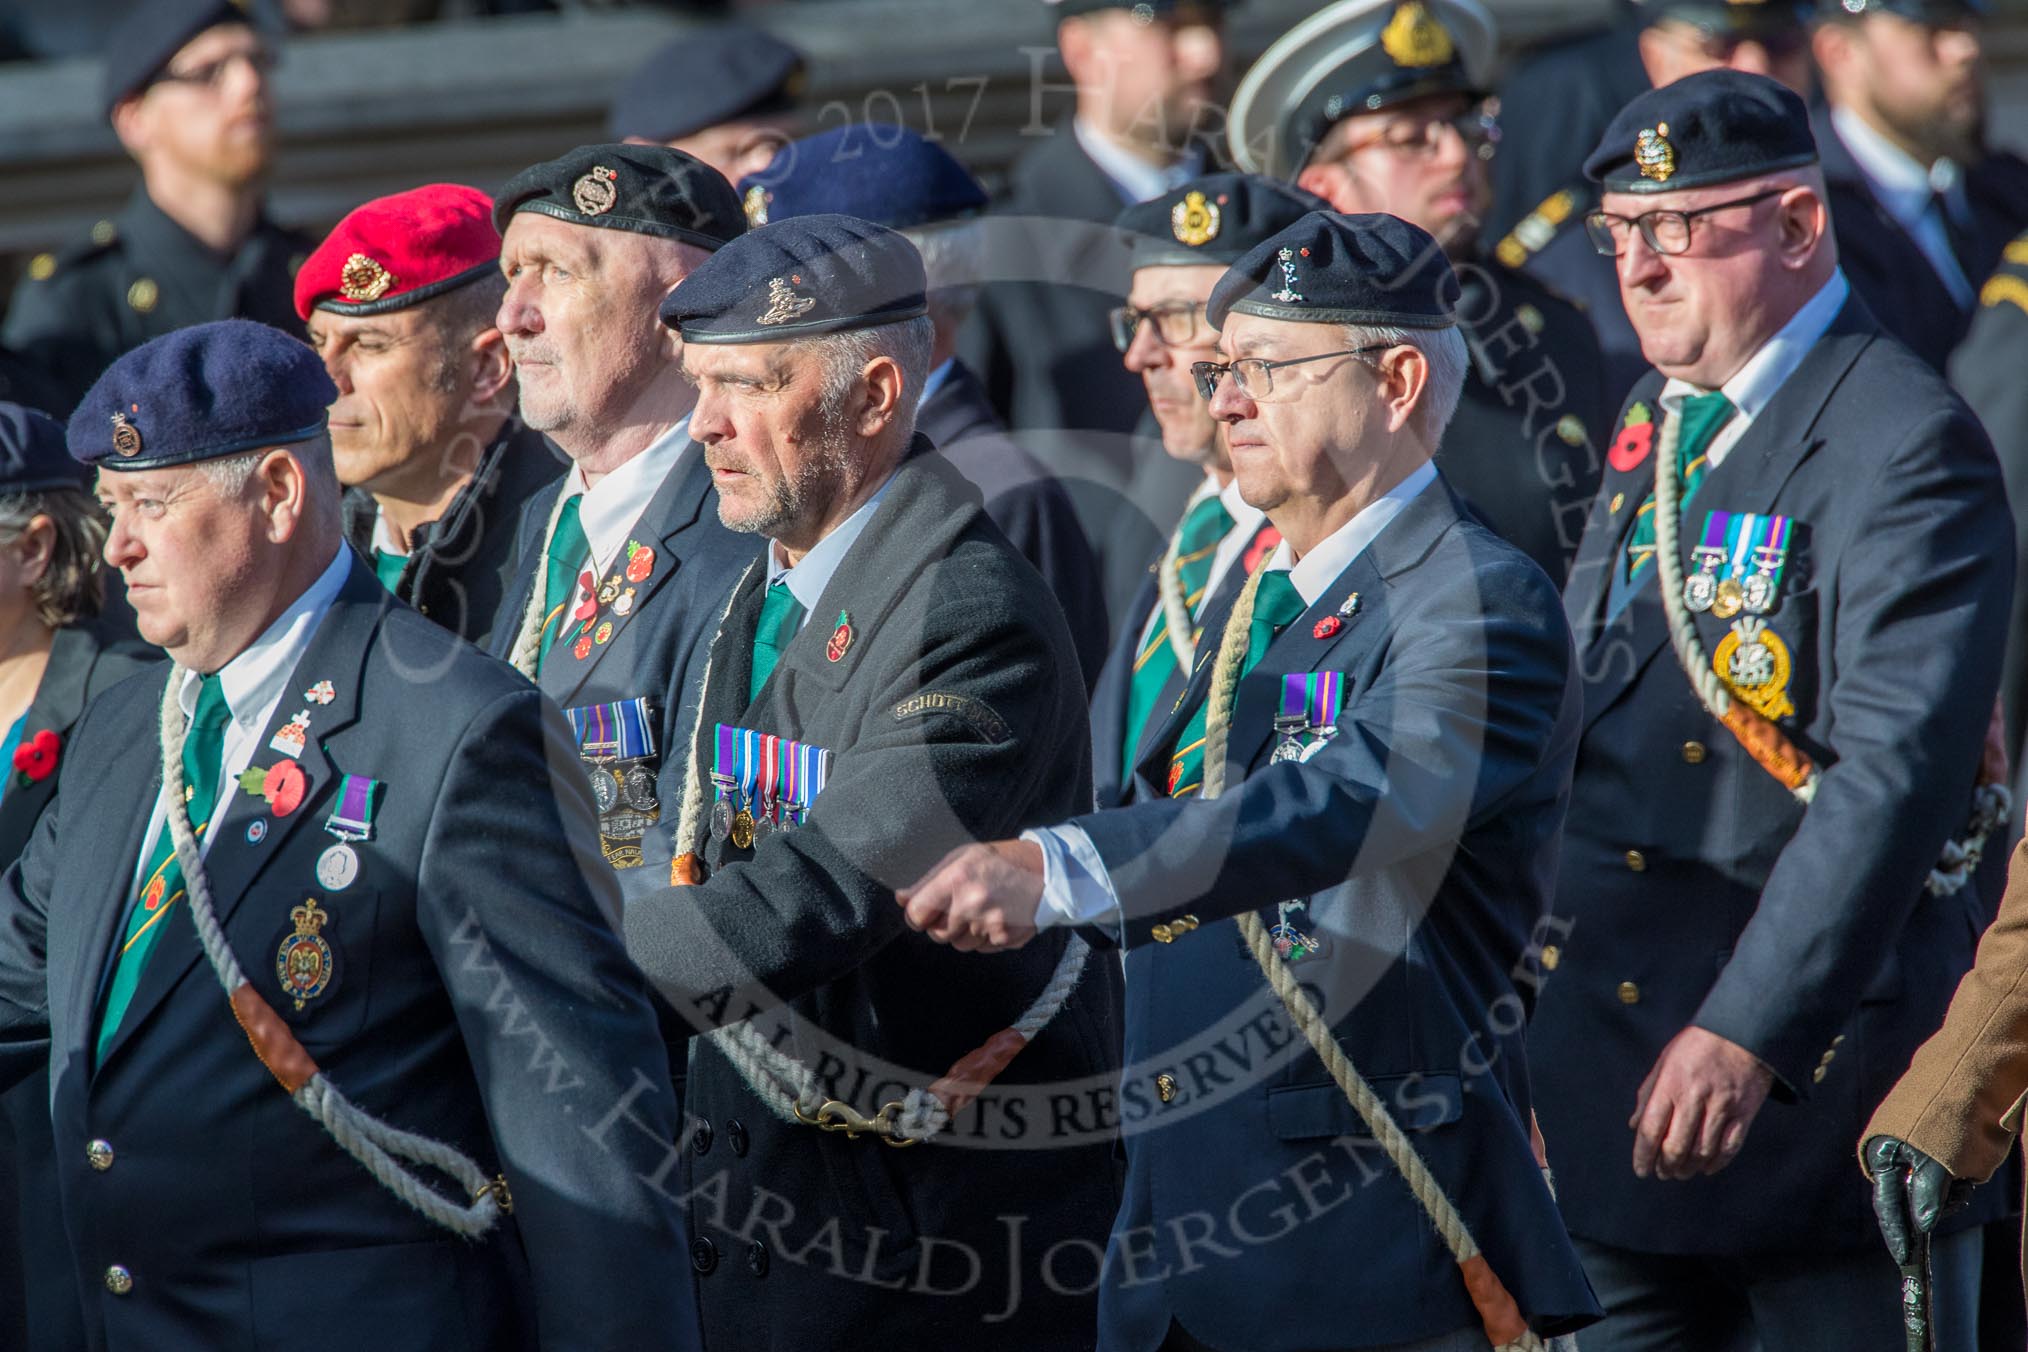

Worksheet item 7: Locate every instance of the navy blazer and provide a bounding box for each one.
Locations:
[1533,294,2015,1255]
[0,559,693,1352]
[1071,478,1600,1350]
[491,445,762,898]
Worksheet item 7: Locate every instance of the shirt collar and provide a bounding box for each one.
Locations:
[569,414,692,572]
[1072,118,1203,205]
[183,542,351,731]
[1831,106,1944,228]
[1216,474,1264,535]
[1660,269,1850,423]
[917,358,957,409]
[766,471,898,618]
[1265,460,1439,607]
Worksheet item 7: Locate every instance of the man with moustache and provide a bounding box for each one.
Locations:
[1090,173,1320,809]
[298,184,560,647]
[1231,0,1609,580]
[487,146,760,897]
[1812,0,2028,371]
[4,0,311,412]
[1530,72,2011,1349]
[899,210,1602,1351]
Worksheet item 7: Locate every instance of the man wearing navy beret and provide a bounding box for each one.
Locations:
[741,125,1108,687]
[1526,69,2012,1349]
[608,22,805,186]
[619,214,1120,1349]
[0,320,694,1351]
[3,0,312,414]
[488,144,761,899]
[903,209,1602,1350]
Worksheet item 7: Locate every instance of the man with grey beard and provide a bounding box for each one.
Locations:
[486,145,762,899]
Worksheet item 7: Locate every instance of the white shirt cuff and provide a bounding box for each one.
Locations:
[1022,824,1123,937]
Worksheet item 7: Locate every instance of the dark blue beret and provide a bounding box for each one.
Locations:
[1585,70,1817,195]
[1817,0,1983,22]
[1045,0,1231,18]
[737,126,986,233]
[0,403,87,495]
[606,24,803,145]
[1207,210,1459,330]
[1116,173,1331,269]
[660,214,927,344]
[493,144,747,253]
[68,320,335,472]
[102,0,256,117]
[1646,0,1812,34]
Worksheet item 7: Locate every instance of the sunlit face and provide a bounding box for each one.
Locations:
[98,463,269,669]
[1067,10,1227,151]
[1204,314,1380,516]
[654,115,801,186]
[684,341,855,546]
[1834,13,1984,162]
[1122,263,1227,471]
[1299,94,1492,253]
[122,22,274,186]
[308,304,479,494]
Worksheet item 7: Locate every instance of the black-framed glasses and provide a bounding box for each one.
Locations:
[1108,301,1206,353]
[1191,344,1392,401]
[154,47,277,91]
[1339,109,1501,164]
[1583,188,1788,257]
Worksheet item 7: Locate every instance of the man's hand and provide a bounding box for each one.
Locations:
[1864,1136,1973,1266]
[897,840,1046,953]
[1630,1025,1774,1180]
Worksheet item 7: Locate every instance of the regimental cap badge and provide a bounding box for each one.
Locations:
[109,410,142,458]
[572,165,620,217]
[338,252,396,303]
[1636,123,1677,183]
[1380,1,1455,70]
[1171,190,1221,248]
[758,275,817,326]
[1270,247,1305,304]
[744,184,771,228]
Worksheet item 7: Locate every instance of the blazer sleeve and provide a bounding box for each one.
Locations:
[416,686,696,1352]
[0,779,56,1096]
[1860,837,2028,1184]
[1074,550,1577,946]
[1695,406,2015,1091]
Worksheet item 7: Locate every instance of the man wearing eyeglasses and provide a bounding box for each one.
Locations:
[1529,70,2012,1351]
[1089,173,1321,809]
[1227,0,1609,583]
[3,0,311,415]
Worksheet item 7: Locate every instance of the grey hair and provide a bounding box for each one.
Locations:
[812,314,937,445]
[899,220,985,332]
[201,434,341,504]
[1343,323,1468,444]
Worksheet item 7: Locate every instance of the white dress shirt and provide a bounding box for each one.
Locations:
[1830,107,1974,307]
[564,415,692,614]
[1073,118,1206,205]
[917,358,956,410]
[765,472,897,630]
[134,542,351,888]
[1029,460,1440,931]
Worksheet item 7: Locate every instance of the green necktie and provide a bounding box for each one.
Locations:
[1623,391,1737,584]
[1165,569,1306,799]
[97,674,233,1062]
[1123,494,1236,778]
[535,494,588,673]
[749,579,807,702]
[371,547,408,594]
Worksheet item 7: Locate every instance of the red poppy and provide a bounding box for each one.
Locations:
[1608,420,1655,473]
[1313,617,1342,639]
[12,728,58,784]
[1242,527,1283,576]
[263,759,308,818]
[826,620,853,663]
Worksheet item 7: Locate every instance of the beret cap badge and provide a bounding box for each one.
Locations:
[1170,190,1221,247]
[1380,1,1455,70]
[1636,123,1677,183]
[758,276,818,326]
[572,165,620,217]
[337,253,397,304]
[110,411,142,458]
[744,184,771,228]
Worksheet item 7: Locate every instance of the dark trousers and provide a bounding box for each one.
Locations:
[1573,1229,1982,1352]
[1,1068,86,1352]
[1156,1320,1495,1351]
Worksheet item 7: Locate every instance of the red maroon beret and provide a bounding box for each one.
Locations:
[294,184,501,322]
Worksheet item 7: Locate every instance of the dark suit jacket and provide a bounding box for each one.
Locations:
[0,559,693,1352]
[621,445,1121,1350]
[1533,295,2015,1255]
[342,421,564,650]
[1070,477,1599,1350]
[0,621,152,1352]
[918,359,1108,687]
[491,445,762,900]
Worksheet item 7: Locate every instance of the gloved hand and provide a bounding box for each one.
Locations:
[1864,1135,1973,1265]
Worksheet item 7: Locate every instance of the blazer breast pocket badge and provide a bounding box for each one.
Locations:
[565,697,661,869]
[709,724,832,850]
[1685,510,1799,720]
[1271,671,1345,764]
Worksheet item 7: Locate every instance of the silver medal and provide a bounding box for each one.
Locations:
[1741,571,1775,615]
[316,843,359,892]
[588,766,620,814]
[710,798,734,841]
[1683,571,1717,613]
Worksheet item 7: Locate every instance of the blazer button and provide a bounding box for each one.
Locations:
[691,1122,713,1156]
[1610,492,1626,514]
[691,1237,718,1275]
[1540,945,1562,972]
[104,1265,133,1296]
[747,1240,770,1278]
[1155,1073,1178,1103]
[1152,924,1174,944]
[1624,850,1647,873]
[1617,981,1641,1005]
[1681,741,1707,765]
[1812,1065,1829,1084]
[726,1119,749,1158]
[86,1139,114,1172]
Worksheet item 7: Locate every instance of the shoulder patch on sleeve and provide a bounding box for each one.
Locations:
[893,691,1011,743]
